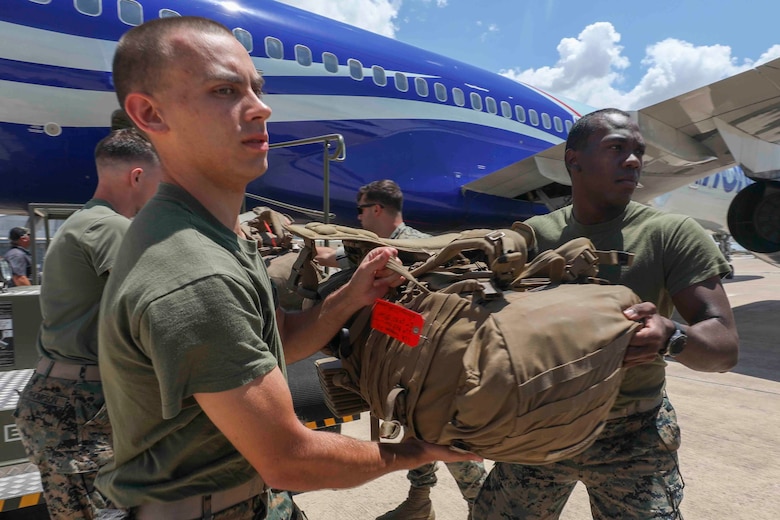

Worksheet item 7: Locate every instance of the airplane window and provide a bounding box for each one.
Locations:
[515,105,526,123]
[415,77,429,97]
[434,83,447,102]
[486,97,497,115]
[541,112,552,129]
[265,37,284,59]
[565,119,573,133]
[118,0,142,25]
[159,8,180,17]
[75,0,101,16]
[233,28,253,53]
[470,92,483,111]
[394,72,409,92]
[554,116,563,133]
[501,101,512,118]
[372,66,387,86]
[348,59,364,80]
[452,88,465,107]
[295,45,312,66]
[323,52,339,73]
[529,109,539,126]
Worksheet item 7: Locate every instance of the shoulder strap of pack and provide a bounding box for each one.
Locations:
[286,222,462,256]
[511,237,636,289]
[408,229,529,287]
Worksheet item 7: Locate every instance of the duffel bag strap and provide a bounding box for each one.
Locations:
[513,249,566,287]
[385,258,431,294]
[409,230,528,285]
[386,258,503,300]
[380,387,406,439]
[289,244,322,300]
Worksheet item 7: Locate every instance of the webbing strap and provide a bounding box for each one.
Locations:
[385,258,430,293]
[380,387,406,439]
[596,250,635,266]
[409,231,527,283]
[401,291,467,439]
[513,250,565,286]
[289,244,321,299]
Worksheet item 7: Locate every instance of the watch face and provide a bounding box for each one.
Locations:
[669,330,687,356]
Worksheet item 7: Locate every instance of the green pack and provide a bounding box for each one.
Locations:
[290,222,641,464]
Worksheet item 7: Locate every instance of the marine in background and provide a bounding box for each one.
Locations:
[14,127,162,520]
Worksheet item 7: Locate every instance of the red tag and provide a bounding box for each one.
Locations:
[371,299,425,347]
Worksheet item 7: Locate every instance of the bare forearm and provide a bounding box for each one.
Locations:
[280,247,399,363]
[280,284,365,363]
[197,365,475,495]
[674,317,739,372]
[263,430,438,492]
[12,275,31,286]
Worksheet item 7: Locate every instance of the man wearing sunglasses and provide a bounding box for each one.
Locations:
[318,180,487,519]
[355,180,428,240]
[317,180,430,269]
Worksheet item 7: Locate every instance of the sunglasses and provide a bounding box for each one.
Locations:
[357,203,383,215]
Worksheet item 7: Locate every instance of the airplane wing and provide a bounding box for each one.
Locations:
[462,57,780,204]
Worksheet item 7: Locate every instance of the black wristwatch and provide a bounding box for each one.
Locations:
[662,321,688,358]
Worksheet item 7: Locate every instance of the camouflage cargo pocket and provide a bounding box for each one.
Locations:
[655,396,681,452]
[14,374,112,473]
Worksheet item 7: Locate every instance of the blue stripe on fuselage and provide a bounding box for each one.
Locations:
[0,57,113,91]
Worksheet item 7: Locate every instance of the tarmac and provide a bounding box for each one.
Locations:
[293,253,780,520]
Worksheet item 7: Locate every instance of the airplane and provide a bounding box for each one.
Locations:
[649,166,754,277]
[1,0,780,270]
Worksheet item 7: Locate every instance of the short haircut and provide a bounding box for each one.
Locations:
[566,108,632,153]
[9,227,29,242]
[112,16,233,107]
[94,128,159,167]
[357,180,404,212]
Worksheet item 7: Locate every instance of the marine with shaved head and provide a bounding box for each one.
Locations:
[96,16,478,520]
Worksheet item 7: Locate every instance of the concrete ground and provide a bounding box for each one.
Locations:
[294,253,780,519]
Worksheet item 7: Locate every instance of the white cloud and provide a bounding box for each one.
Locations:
[757,44,780,65]
[480,24,499,42]
[277,0,402,38]
[499,22,765,110]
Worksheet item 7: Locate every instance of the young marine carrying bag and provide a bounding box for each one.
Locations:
[288,222,642,464]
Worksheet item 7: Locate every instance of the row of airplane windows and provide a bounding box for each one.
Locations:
[267,32,573,134]
[39,0,575,135]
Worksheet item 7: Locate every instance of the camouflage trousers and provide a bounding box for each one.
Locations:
[95,489,308,519]
[197,490,308,520]
[408,460,487,504]
[473,396,684,520]
[14,372,114,520]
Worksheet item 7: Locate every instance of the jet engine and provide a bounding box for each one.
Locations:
[728,181,780,254]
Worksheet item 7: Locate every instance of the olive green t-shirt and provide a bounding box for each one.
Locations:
[38,199,129,363]
[526,201,729,409]
[96,183,285,506]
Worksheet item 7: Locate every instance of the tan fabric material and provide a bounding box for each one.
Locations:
[313,229,641,465]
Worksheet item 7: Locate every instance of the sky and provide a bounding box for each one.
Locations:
[277,0,780,110]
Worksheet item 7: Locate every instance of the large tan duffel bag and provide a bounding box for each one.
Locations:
[290,223,642,464]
